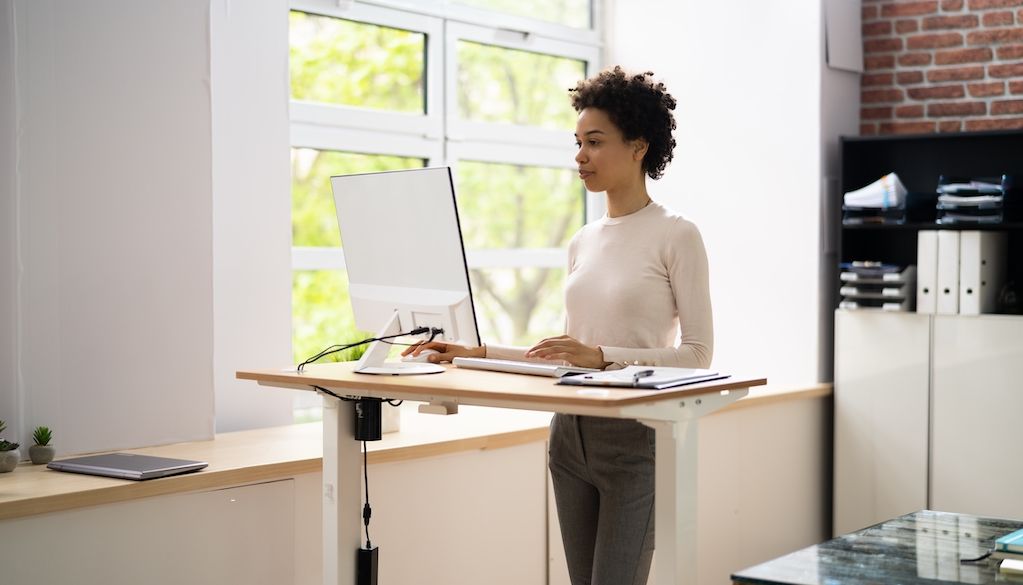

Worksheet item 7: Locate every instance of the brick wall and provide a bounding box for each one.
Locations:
[861,0,1023,135]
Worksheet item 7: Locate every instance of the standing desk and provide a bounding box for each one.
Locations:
[237,363,766,585]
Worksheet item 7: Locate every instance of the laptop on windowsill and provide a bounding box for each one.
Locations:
[47,452,208,481]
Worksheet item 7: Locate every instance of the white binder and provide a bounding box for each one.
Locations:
[936,230,960,315]
[959,230,1007,315]
[917,230,938,314]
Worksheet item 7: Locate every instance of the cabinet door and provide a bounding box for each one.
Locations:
[0,480,295,585]
[931,315,1023,519]
[833,310,930,536]
[370,441,547,585]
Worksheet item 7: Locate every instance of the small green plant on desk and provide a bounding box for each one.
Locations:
[30,426,56,465]
[331,331,374,363]
[0,420,21,473]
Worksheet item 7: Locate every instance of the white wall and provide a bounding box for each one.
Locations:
[819,21,862,382]
[1,1,17,441]
[606,0,825,388]
[0,0,298,451]
[8,0,216,454]
[209,0,295,432]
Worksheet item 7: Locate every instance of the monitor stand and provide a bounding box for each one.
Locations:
[354,312,444,375]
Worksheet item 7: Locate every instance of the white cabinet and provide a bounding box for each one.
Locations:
[294,441,549,585]
[834,310,1023,535]
[370,442,548,585]
[931,315,1023,519]
[0,480,295,585]
[833,310,930,535]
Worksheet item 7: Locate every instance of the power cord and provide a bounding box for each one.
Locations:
[363,439,372,549]
[304,324,448,585]
[960,549,993,563]
[312,385,351,401]
[305,400,382,548]
[297,327,444,372]
[312,386,403,408]
[358,438,379,584]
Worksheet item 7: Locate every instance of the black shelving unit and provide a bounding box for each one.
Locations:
[835,129,1023,312]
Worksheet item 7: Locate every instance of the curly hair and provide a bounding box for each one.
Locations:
[569,66,677,180]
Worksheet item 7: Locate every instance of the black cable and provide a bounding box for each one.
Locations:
[297,343,360,371]
[378,340,424,347]
[297,326,432,371]
[363,440,372,549]
[314,386,402,408]
[311,385,358,402]
[311,389,375,548]
[960,550,993,563]
[380,327,443,348]
[307,327,431,369]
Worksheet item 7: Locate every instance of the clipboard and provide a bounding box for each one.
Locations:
[557,365,729,390]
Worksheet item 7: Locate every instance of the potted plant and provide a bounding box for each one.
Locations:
[30,426,55,464]
[0,420,20,473]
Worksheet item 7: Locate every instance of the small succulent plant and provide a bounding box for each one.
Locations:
[0,420,15,451]
[33,426,53,447]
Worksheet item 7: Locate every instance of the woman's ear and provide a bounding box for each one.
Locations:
[632,138,649,161]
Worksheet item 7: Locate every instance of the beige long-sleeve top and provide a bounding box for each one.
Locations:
[487,201,713,369]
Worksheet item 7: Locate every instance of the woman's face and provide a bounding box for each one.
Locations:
[574,107,647,193]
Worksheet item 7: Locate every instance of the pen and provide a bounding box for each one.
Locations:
[632,369,655,385]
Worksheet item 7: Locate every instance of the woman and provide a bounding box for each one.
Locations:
[403,66,712,585]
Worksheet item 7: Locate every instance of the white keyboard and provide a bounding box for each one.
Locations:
[452,357,600,378]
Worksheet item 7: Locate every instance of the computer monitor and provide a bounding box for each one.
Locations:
[330,166,481,375]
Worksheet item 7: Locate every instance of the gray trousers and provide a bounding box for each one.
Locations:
[549,413,656,585]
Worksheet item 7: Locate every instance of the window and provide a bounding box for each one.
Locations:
[455,41,585,129]
[451,0,591,29]
[289,11,426,114]
[289,0,601,418]
[456,161,583,344]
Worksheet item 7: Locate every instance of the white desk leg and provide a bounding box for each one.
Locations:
[649,418,699,585]
[322,397,361,585]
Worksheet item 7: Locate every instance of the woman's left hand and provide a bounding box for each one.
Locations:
[525,335,611,369]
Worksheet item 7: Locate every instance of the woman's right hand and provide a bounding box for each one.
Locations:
[400,341,486,363]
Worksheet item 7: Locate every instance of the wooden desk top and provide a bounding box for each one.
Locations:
[237,362,767,410]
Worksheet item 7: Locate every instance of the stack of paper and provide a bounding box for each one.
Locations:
[843,173,908,225]
[936,175,1006,225]
[557,365,727,390]
[838,262,916,311]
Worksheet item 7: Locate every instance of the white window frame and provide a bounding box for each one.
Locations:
[444,21,600,147]
[289,1,445,138]
[360,0,602,45]
[291,124,443,161]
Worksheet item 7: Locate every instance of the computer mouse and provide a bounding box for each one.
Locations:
[401,349,440,363]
